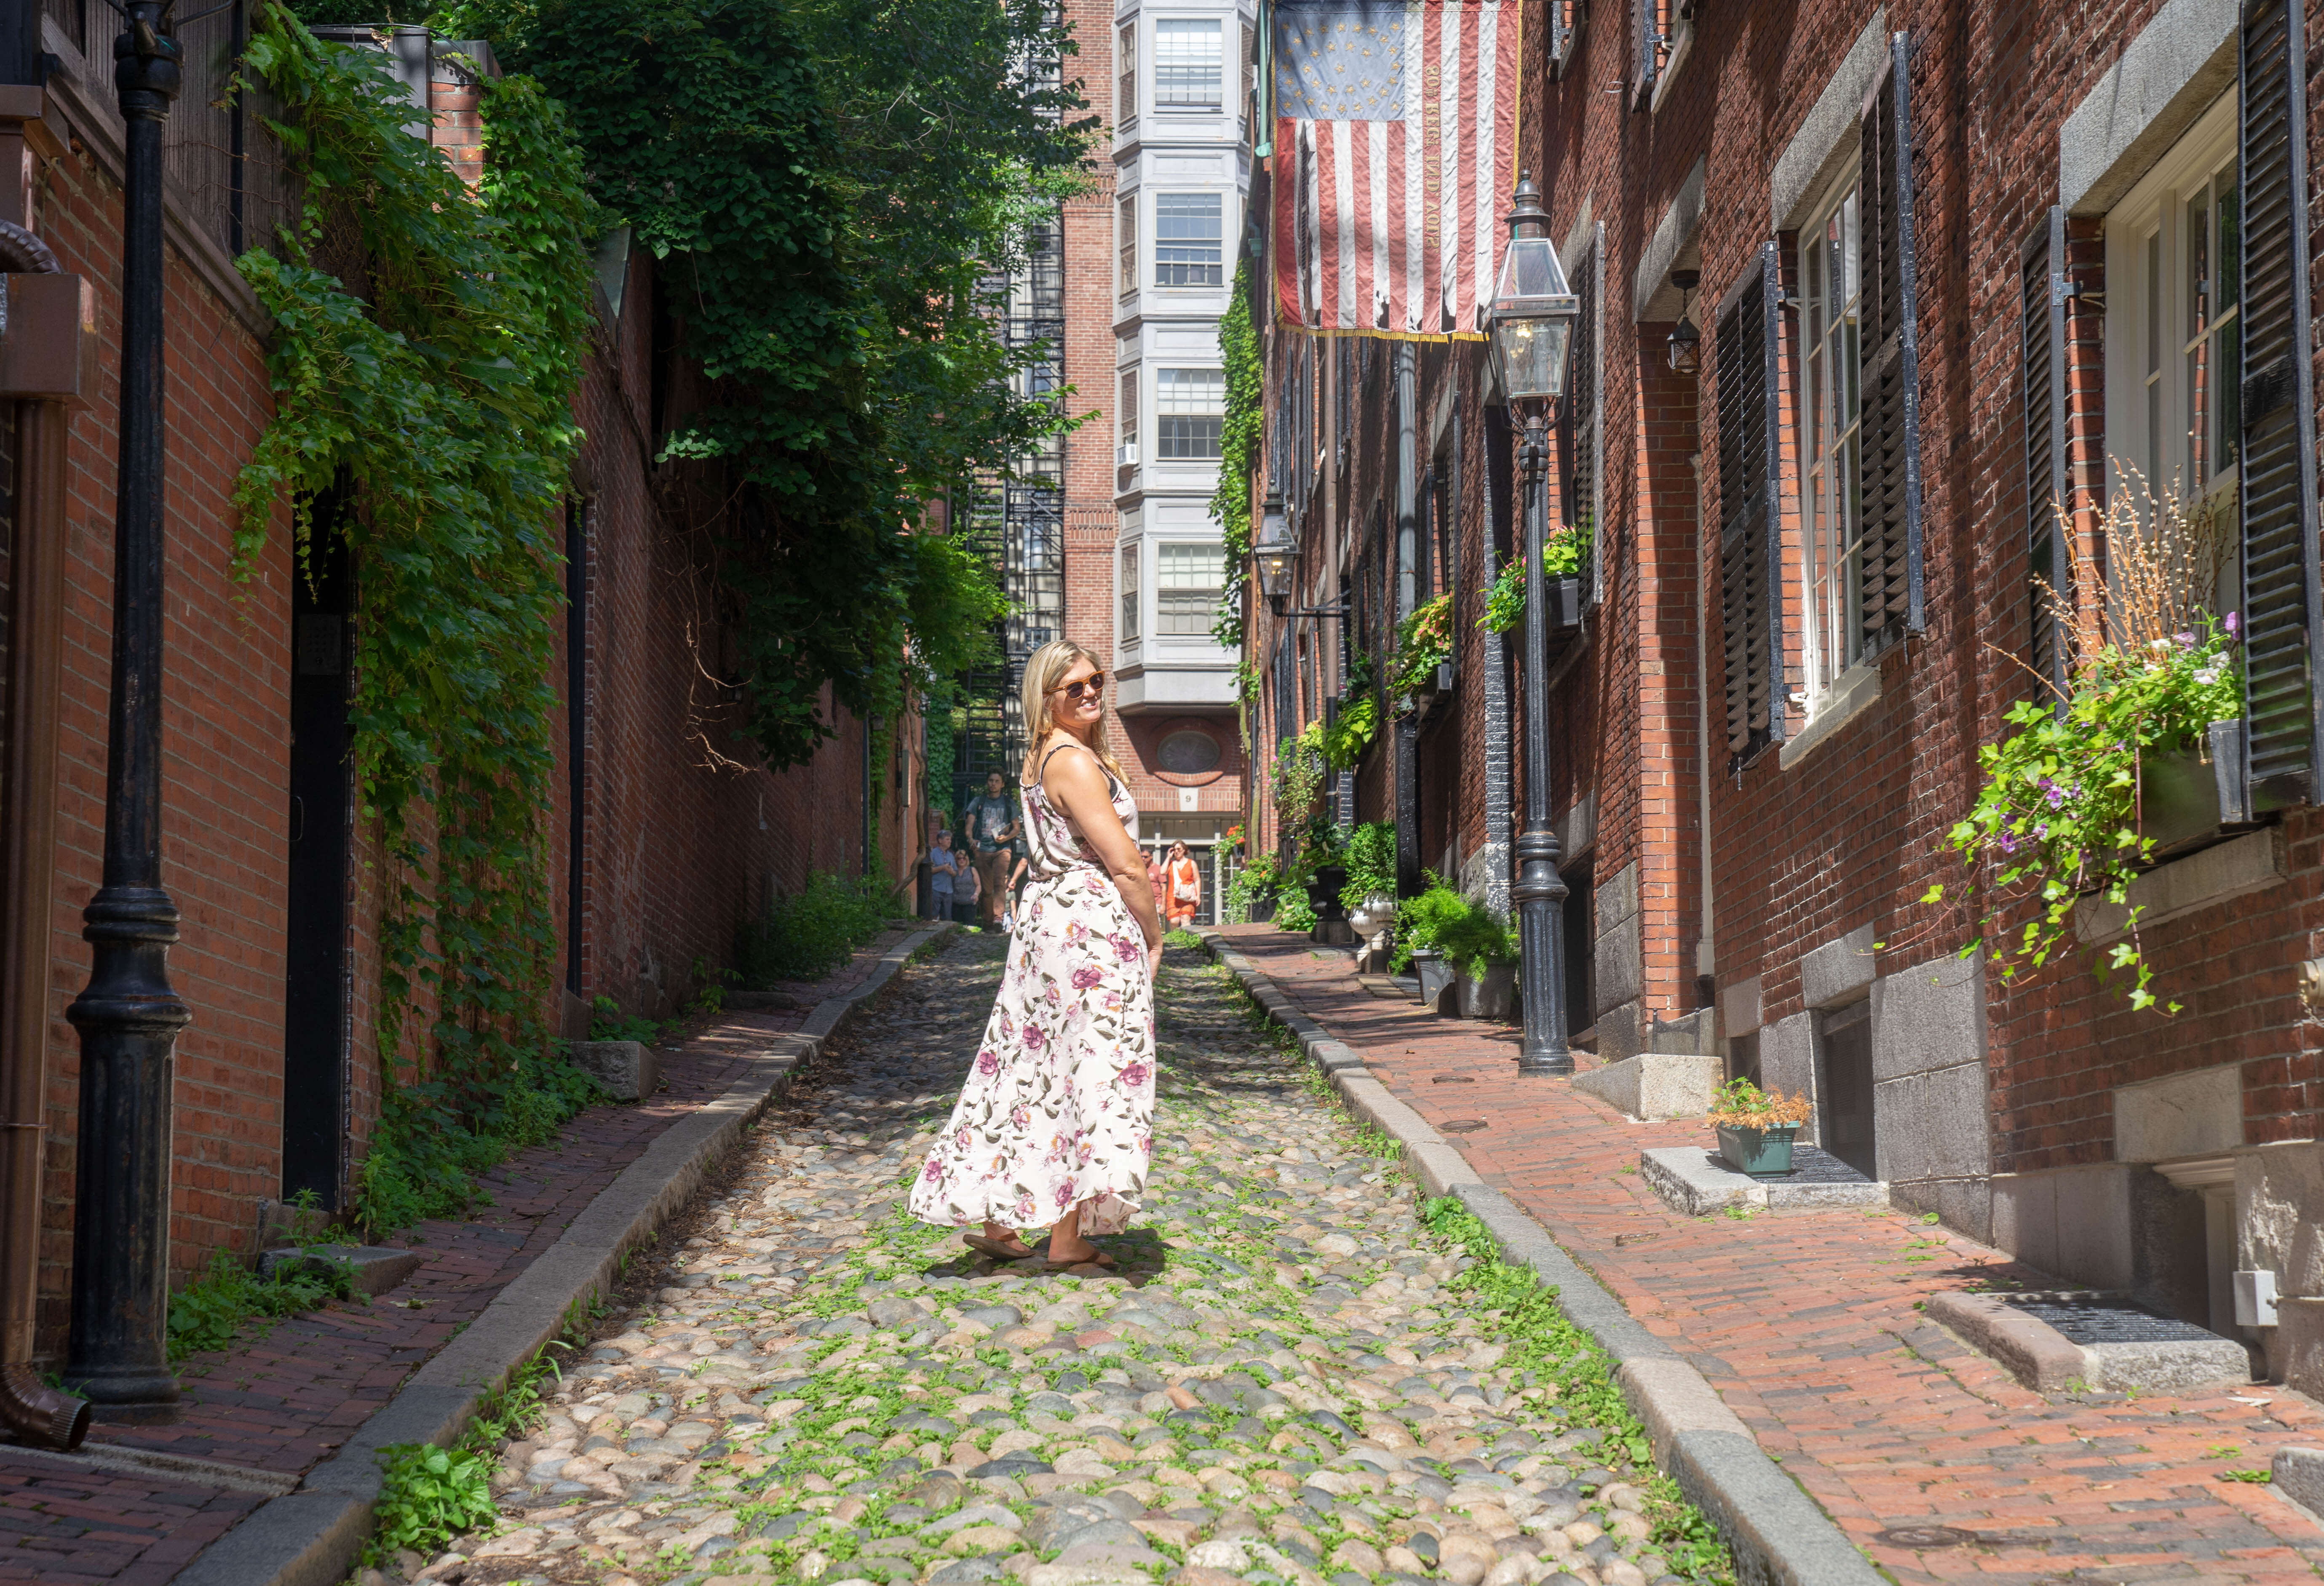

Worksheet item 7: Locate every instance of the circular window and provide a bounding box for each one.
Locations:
[1157,729,1222,775]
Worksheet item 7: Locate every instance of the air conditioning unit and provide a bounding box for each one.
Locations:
[1117,442,1140,466]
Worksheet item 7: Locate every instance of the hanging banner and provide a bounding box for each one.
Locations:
[1270,0,1520,339]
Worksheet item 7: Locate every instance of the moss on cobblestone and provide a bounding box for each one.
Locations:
[383,940,1732,1586]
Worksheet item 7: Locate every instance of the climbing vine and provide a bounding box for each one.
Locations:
[235,5,604,1231]
[1210,258,1266,650]
[449,0,1080,770]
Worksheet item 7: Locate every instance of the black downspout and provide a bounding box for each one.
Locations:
[64,0,190,1420]
[1393,344,1420,895]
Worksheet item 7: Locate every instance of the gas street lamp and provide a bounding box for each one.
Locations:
[1253,490,1293,616]
[1487,171,1579,1078]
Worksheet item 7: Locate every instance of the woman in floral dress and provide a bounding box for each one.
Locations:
[909,640,1163,1267]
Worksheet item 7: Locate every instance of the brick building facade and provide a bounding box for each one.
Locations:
[0,7,915,1359]
[1241,0,2324,1384]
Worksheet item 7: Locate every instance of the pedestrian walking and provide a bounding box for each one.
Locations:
[953,841,981,925]
[962,771,1019,929]
[929,830,958,920]
[1164,840,1201,929]
[1146,848,1168,917]
[909,639,1161,1268]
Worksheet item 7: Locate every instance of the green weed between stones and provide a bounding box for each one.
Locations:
[1420,1197,1735,1586]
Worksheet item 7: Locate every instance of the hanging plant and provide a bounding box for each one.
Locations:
[1391,593,1454,695]
[1478,528,1586,635]
[1929,481,2243,1015]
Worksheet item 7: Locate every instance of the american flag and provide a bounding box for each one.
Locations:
[1271,1,1521,337]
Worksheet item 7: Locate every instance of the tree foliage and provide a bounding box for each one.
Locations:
[443,0,1095,766]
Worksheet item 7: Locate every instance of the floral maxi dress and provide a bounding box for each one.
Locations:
[909,754,1155,1234]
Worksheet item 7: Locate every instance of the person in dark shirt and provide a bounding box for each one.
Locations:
[961,771,1019,929]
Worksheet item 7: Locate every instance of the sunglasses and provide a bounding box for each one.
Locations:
[1053,673,1106,702]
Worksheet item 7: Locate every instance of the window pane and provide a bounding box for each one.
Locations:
[1155,18,1222,106]
[1157,368,1223,459]
[1120,369,1138,445]
[1118,24,1137,125]
[1155,192,1223,286]
[1158,543,1224,633]
[1118,196,1137,294]
[1121,544,1140,640]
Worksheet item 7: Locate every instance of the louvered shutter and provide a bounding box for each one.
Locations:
[1716,244,1784,764]
[1548,0,1575,77]
[2239,0,2324,808]
[1631,0,1665,108]
[1560,223,1606,605]
[2022,206,2068,702]
[1857,32,1923,655]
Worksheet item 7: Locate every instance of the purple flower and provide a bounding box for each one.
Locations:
[2176,630,2197,648]
[1054,1180,1077,1210]
[976,1049,1000,1076]
[2227,611,2241,636]
[1023,1024,1048,1051]
[1114,935,1142,963]
[1119,1061,1151,1088]
[922,1158,944,1182]
[1072,965,1104,990]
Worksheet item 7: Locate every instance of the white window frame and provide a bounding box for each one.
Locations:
[1120,539,1142,644]
[1796,166,1866,713]
[1155,367,1225,460]
[1153,17,1224,109]
[1118,21,1139,130]
[2105,93,2241,539]
[1153,191,1224,288]
[1156,541,1227,637]
[1118,192,1138,297]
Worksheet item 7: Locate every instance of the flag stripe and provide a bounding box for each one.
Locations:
[1272,2,1518,336]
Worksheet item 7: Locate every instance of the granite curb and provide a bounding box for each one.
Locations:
[1199,930,1883,1586]
[172,921,958,1586]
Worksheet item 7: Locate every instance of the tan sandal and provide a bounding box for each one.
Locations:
[963,1232,1035,1261]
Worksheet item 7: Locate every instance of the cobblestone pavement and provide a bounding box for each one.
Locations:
[406,936,1720,1586]
[1213,927,2324,1586]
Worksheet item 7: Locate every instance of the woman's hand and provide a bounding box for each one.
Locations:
[1148,940,1164,982]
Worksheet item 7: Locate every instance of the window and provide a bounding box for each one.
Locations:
[1154,18,1222,107]
[1120,542,1141,641]
[1119,368,1139,451]
[1155,192,1223,286]
[1117,23,1137,129]
[1800,177,1865,701]
[1118,195,1137,295]
[1158,542,1226,634]
[1157,368,1224,459]
[1158,728,1221,774]
[2105,96,2239,556]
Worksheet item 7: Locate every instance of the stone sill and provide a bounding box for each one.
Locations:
[2073,827,2284,944]
[1777,660,1882,771]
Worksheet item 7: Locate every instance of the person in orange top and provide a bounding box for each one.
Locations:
[1164,841,1201,929]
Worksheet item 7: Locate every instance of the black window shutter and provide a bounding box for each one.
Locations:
[1856,32,1924,655]
[1632,0,1659,108]
[1560,223,1606,605]
[1715,243,1784,766]
[2240,0,2324,807]
[1549,0,1574,77]
[2021,206,2068,702]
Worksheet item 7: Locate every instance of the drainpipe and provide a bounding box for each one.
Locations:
[0,214,95,1447]
[1393,344,1419,894]
[1693,449,1715,1013]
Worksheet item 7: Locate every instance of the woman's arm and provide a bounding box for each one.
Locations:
[1044,747,1163,954]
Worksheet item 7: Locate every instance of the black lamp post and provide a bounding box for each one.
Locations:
[1486,171,1579,1078]
[64,0,190,1420]
[1253,491,1292,617]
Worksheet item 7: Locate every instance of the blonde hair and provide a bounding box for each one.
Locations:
[1019,639,1125,784]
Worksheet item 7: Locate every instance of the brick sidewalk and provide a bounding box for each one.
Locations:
[0,928,917,1585]
[1217,924,2324,1586]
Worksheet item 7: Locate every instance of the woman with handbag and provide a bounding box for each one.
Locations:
[1164,841,1201,929]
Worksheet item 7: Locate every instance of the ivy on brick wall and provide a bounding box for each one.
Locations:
[445,0,1073,772]
[235,2,605,1231]
[1211,259,1264,652]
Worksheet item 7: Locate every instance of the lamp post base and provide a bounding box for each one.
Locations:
[1512,827,1571,1076]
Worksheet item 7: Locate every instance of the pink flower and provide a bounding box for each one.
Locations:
[1010,1105,1030,1130]
[1113,935,1142,963]
[955,1127,971,1151]
[1119,1061,1150,1088]
[1072,965,1104,990]
[1024,1024,1048,1050]
[976,1049,1000,1076]
[1016,1192,1038,1222]
[1066,921,1089,943]
[1054,1180,1077,1209]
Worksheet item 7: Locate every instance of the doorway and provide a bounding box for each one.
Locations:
[1819,998,1877,1178]
[281,517,354,1209]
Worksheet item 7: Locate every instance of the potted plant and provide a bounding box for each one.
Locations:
[1440,906,1519,1020]
[1933,481,2244,1015]
[1707,1077,1814,1178]
[1392,877,1473,1012]
[1391,594,1454,704]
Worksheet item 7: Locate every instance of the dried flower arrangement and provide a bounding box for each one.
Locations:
[1706,1077,1814,1130]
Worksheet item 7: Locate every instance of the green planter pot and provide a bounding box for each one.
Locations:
[1716,1123,1800,1178]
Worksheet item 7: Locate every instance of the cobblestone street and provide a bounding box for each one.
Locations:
[411,937,1709,1586]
